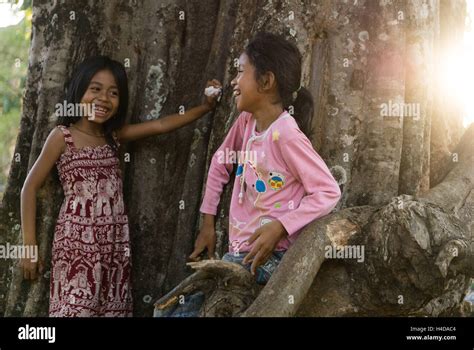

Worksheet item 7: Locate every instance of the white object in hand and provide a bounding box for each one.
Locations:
[205,86,222,101]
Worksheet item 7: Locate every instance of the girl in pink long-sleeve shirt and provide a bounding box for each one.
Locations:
[190,32,341,285]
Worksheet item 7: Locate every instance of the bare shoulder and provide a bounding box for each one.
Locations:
[44,126,67,155]
[22,127,67,190]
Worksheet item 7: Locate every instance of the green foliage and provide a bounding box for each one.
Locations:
[0,13,30,110]
[0,7,31,199]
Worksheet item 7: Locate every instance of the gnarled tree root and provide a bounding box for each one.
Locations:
[154,260,260,317]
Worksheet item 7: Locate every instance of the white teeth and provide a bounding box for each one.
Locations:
[233,91,241,96]
[94,106,108,113]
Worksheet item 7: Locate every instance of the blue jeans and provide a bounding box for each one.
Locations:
[154,251,285,317]
[221,251,285,285]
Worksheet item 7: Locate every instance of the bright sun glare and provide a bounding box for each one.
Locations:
[0,0,24,28]
[438,0,474,128]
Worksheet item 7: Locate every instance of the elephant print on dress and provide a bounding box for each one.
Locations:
[96,178,114,216]
[72,180,94,216]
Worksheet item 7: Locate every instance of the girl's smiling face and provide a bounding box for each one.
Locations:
[231,53,262,113]
[80,69,119,123]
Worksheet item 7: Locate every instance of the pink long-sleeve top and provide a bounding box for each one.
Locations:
[200,110,341,253]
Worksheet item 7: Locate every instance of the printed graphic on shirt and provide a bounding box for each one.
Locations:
[229,239,249,253]
[246,160,267,194]
[272,130,280,141]
[230,216,246,231]
[255,178,266,193]
[268,171,285,191]
[236,163,244,176]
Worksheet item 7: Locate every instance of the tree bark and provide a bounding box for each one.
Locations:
[213,125,473,317]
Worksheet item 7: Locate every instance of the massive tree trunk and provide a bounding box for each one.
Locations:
[0,0,471,317]
[248,123,474,317]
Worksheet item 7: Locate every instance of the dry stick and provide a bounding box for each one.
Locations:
[154,260,255,311]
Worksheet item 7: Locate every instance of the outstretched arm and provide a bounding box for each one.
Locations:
[116,79,221,143]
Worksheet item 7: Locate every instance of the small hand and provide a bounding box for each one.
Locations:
[242,220,287,275]
[189,221,217,261]
[21,256,45,280]
[203,79,222,110]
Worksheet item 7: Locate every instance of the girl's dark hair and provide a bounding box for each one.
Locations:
[245,32,314,136]
[56,56,129,152]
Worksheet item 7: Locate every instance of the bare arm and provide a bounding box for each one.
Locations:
[116,104,212,143]
[116,79,221,143]
[21,127,65,279]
